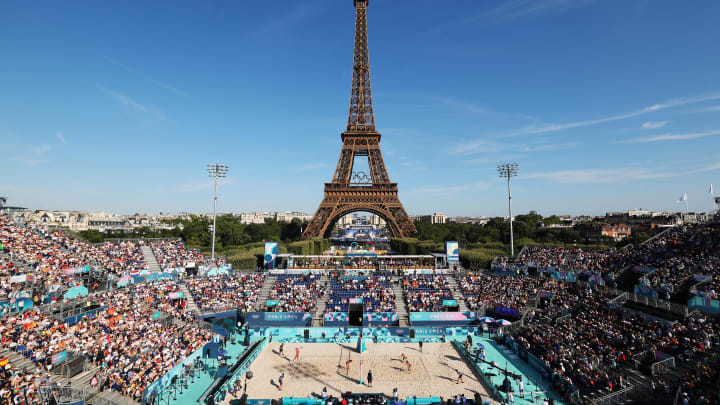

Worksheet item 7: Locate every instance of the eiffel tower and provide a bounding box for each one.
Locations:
[303,0,417,239]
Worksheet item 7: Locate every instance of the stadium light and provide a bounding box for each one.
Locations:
[497,163,519,256]
[207,163,229,262]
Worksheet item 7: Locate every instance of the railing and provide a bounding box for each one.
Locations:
[651,356,676,376]
[627,292,688,316]
[38,385,88,404]
[53,352,88,378]
[591,385,635,405]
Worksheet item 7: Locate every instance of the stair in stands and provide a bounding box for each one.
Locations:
[392,276,410,327]
[255,274,276,311]
[446,274,470,312]
[141,245,162,273]
[96,389,141,405]
[312,273,330,326]
[0,347,45,376]
[178,283,200,314]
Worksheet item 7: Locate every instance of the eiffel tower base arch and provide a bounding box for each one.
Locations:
[302,184,416,239]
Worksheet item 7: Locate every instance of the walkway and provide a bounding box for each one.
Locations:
[141,245,162,273]
[392,276,410,327]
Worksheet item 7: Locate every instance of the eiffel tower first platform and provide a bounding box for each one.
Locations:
[302,0,417,239]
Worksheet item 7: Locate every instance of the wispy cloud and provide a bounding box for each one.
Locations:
[642,121,669,130]
[56,132,67,144]
[691,105,720,114]
[98,85,147,112]
[9,157,49,167]
[298,163,327,172]
[250,3,325,38]
[493,92,720,139]
[437,98,536,121]
[11,143,53,167]
[407,182,491,194]
[33,144,52,154]
[524,168,675,183]
[525,161,720,183]
[622,130,720,143]
[432,0,598,32]
[483,0,598,24]
[451,138,578,156]
[106,58,190,98]
[176,178,235,192]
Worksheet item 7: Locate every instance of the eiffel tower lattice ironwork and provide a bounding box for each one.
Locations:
[303,0,416,239]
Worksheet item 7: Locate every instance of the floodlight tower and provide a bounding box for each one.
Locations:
[207,164,229,262]
[497,163,519,256]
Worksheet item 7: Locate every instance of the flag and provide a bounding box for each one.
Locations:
[677,192,688,203]
[710,184,714,196]
[0,357,8,367]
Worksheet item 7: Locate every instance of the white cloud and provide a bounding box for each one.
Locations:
[525,161,720,184]
[9,157,49,167]
[622,130,720,143]
[407,182,491,194]
[691,105,720,114]
[451,138,578,156]
[642,121,669,130]
[495,92,720,139]
[98,85,147,112]
[57,132,67,144]
[33,144,52,154]
[176,178,235,192]
[523,168,675,183]
[105,58,190,98]
[298,163,326,171]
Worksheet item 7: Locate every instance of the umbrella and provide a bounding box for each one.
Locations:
[495,319,512,326]
[476,343,485,349]
[218,349,229,356]
[479,317,495,324]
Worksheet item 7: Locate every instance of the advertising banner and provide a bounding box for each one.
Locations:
[246,312,312,327]
[9,274,31,284]
[323,312,399,326]
[688,296,720,315]
[412,327,446,336]
[492,306,520,319]
[409,311,477,326]
[446,241,459,263]
[0,297,33,315]
[52,350,67,364]
[264,242,279,269]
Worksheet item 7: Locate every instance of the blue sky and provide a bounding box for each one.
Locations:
[1,0,720,217]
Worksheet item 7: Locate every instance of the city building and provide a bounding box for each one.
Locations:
[411,212,447,224]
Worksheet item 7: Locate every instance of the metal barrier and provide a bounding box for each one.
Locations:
[38,385,88,404]
[53,352,88,378]
[591,385,635,405]
[651,356,676,376]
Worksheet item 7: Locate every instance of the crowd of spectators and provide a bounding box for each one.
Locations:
[326,274,395,313]
[290,257,338,269]
[491,223,720,300]
[269,274,325,312]
[0,286,213,402]
[459,273,555,311]
[185,274,266,312]
[0,358,50,405]
[0,255,22,302]
[0,214,152,290]
[402,275,452,312]
[515,285,719,396]
[151,240,205,270]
